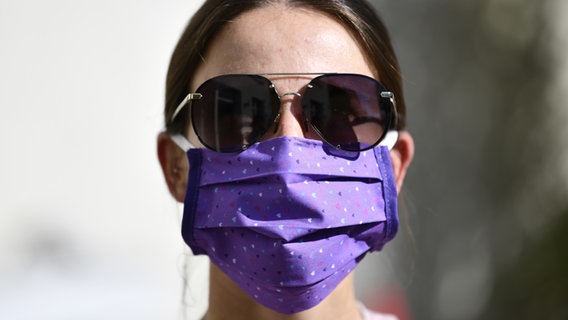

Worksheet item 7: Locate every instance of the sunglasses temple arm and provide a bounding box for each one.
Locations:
[170,133,196,152]
[170,93,203,124]
[380,91,399,128]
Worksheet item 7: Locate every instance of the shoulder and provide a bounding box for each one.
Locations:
[357,302,399,320]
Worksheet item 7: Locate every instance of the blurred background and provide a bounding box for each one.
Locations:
[0,0,566,319]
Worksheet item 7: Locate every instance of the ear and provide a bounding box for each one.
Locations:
[389,130,414,192]
[157,132,189,202]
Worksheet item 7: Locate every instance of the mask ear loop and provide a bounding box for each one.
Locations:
[379,130,399,150]
[171,134,196,152]
[173,130,397,152]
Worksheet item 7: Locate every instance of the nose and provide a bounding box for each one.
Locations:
[271,91,307,138]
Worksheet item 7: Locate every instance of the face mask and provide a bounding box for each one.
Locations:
[180,136,399,314]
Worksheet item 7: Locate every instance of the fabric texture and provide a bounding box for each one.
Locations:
[181,136,399,314]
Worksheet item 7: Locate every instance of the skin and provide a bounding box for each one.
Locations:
[157,4,414,320]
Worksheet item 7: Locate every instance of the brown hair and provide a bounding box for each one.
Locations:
[164,0,406,135]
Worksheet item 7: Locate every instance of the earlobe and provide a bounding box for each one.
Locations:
[157,132,189,202]
[389,131,414,192]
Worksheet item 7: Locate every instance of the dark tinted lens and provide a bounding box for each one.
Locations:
[303,74,391,151]
[191,75,280,152]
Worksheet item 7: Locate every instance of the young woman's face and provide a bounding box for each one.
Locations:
[188,4,376,146]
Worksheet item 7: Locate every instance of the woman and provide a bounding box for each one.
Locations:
[157,0,414,319]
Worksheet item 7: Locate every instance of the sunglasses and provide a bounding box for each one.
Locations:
[170,73,398,153]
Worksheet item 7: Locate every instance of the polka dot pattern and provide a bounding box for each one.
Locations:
[181,136,398,314]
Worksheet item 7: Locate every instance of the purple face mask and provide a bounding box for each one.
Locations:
[180,136,399,314]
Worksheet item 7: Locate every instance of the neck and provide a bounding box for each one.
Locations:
[203,263,362,320]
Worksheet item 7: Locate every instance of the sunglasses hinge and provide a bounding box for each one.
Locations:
[380,91,393,99]
[189,93,203,100]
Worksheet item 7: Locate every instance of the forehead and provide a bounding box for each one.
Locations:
[191,5,375,88]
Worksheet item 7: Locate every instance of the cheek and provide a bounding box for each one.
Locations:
[304,123,325,141]
[187,122,205,148]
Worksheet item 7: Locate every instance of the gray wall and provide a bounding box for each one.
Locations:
[355,1,568,319]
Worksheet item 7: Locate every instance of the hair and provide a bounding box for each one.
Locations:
[164,0,406,135]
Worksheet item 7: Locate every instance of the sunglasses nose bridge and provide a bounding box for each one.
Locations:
[270,91,308,139]
[278,91,302,99]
